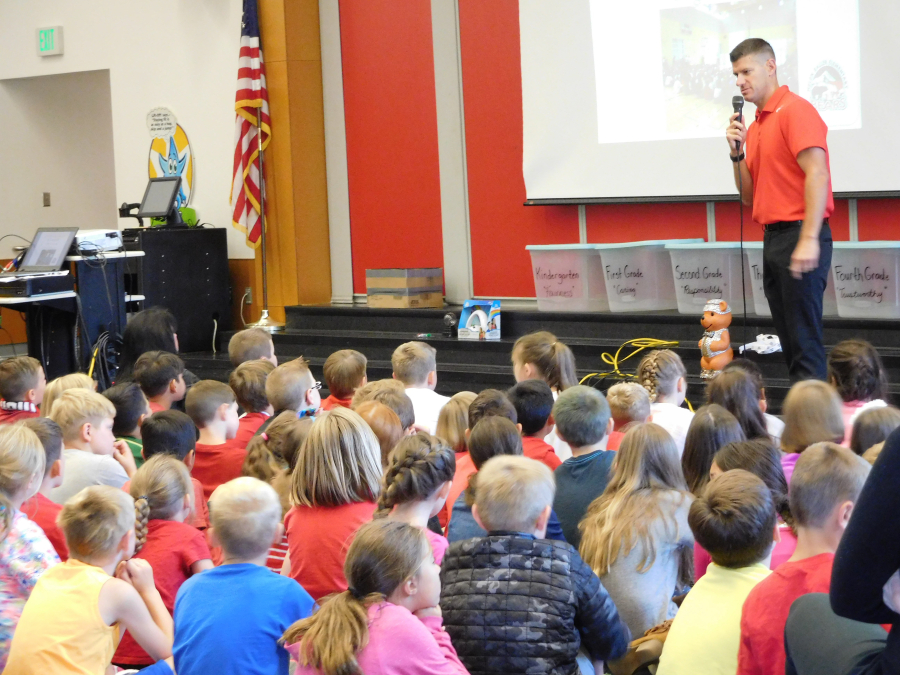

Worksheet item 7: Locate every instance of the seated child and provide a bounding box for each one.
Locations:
[354,400,403,467]
[140,410,209,531]
[706,369,771,440]
[681,404,745,497]
[441,455,631,674]
[257,356,321,437]
[285,519,466,675]
[49,389,136,504]
[605,381,652,451]
[738,442,870,675]
[447,416,566,543]
[284,407,382,601]
[41,373,94,421]
[779,380,845,482]
[103,381,152,468]
[5,486,173,673]
[173,478,314,675]
[391,342,449,435]
[849,405,900,457]
[723,359,785,443]
[134,351,187,413]
[552,385,616,548]
[507,379,562,469]
[227,327,278,368]
[322,349,367,411]
[113,456,213,668]
[229,359,275,448]
[0,356,45,423]
[827,339,887,442]
[352,379,416,434]
[637,350,693,454]
[376,433,455,564]
[435,391,477,460]
[656,470,775,675]
[185,380,242,501]
[0,423,58,669]
[20,417,69,560]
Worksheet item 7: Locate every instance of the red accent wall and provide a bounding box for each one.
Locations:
[458,0,579,298]
[585,203,707,243]
[715,199,851,242]
[339,0,445,294]
[858,199,900,240]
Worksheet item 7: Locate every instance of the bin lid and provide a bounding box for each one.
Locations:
[665,242,747,250]
[739,242,764,249]
[593,238,704,250]
[526,244,603,251]
[833,241,900,249]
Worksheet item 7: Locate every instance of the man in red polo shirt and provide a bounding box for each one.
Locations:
[726,38,833,381]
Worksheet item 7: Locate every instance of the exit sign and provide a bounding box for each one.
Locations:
[36,26,64,56]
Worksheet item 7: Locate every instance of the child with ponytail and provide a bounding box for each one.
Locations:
[637,349,693,454]
[512,331,578,460]
[113,455,212,668]
[376,433,455,564]
[284,519,468,675]
[0,423,58,669]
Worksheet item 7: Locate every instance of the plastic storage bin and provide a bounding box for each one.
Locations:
[831,242,900,319]
[526,244,609,312]
[666,242,748,315]
[595,239,703,312]
[743,242,838,316]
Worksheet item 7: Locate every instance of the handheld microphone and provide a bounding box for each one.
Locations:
[732,95,744,152]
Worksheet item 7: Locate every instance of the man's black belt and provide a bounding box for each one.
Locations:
[764,218,829,232]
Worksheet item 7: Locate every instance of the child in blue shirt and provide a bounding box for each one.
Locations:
[173,477,314,675]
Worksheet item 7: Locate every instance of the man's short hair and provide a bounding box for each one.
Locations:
[21,417,64,479]
[102,382,148,437]
[468,389,517,431]
[553,385,611,448]
[351,379,415,430]
[49,389,116,442]
[730,38,775,64]
[228,328,274,367]
[209,477,282,559]
[468,416,523,470]
[186,380,236,428]
[141,410,198,461]
[229,360,275,413]
[475,455,554,532]
[391,342,437,386]
[790,443,871,528]
[323,349,367,399]
[133,351,185,398]
[0,356,42,401]
[506,380,553,435]
[606,382,651,425]
[265,357,313,413]
[689,469,775,569]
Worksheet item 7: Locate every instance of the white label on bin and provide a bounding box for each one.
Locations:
[673,265,725,303]
[833,265,890,306]
[533,267,583,299]
[606,265,642,301]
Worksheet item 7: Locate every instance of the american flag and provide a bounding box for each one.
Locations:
[231,0,271,248]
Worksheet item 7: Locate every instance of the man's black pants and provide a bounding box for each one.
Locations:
[762,221,833,381]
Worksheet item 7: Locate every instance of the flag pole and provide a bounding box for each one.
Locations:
[247,0,284,333]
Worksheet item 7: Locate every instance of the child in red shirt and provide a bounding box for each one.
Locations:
[605,382,651,451]
[19,417,68,560]
[134,350,187,413]
[321,349,367,411]
[0,356,45,424]
[738,443,871,675]
[507,380,562,470]
[186,380,242,501]
[229,360,275,449]
[112,455,213,668]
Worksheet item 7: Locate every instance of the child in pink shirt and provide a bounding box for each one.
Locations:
[376,433,455,564]
[285,519,467,675]
[827,339,888,444]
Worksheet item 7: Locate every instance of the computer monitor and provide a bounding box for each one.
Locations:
[19,227,78,272]
[137,177,184,225]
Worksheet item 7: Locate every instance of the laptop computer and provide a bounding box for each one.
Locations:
[1,227,78,278]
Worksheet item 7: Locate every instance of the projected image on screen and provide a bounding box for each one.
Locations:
[660,0,798,137]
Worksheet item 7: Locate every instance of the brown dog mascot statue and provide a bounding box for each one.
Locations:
[699,299,733,379]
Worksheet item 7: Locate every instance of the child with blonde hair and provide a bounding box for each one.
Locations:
[579,423,694,639]
[322,349,367,411]
[0,424,57,669]
[20,417,69,560]
[606,381,652,450]
[49,389,136,504]
[392,341,448,434]
[637,349,693,454]
[0,356,45,424]
[436,391,477,458]
[285,519,467,675]
[5,485,173,673]
[173,478,314,675]
[113,455,212,668]
[41,372,94,420]
[351,379,416,434]
[227,327,277,368]
[257,357,321,437]
[229,359,275,448]
[284,407,383,601]
[512,331,578,460]
[780,380,845,482]
[376,433,456,564]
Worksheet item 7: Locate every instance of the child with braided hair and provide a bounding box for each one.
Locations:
[637,350,693,455]
[113,455,212,668]
[377,433,456,564]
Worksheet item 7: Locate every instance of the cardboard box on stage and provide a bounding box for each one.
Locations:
[365,268,444,308]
